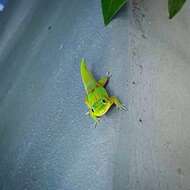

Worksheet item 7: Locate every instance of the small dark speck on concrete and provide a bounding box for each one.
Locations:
[136,180,140,184]
[132,81,136,85]
[138,64,143,73]
[164,141,171,150]
[132,51,136,56]
[177,168,184,175]
[142,34,147,39]
[139,65,143,69]
[48,25,52,30]
[139,118,142,123]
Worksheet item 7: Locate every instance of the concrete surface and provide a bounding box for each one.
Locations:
[0,0,190,190]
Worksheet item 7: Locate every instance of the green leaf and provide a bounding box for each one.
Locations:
[168,0,186,19]
[101,0,128,25]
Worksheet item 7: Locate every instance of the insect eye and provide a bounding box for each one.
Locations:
[91,108,94,112]
[102,99,106,103]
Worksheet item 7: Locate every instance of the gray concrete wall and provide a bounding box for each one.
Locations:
[0,0,190,190]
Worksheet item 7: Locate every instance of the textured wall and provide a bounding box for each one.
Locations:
[0,0,190,190]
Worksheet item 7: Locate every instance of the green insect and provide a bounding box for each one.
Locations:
[80,58,126,126]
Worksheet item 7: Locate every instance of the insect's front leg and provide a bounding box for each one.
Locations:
[84,96,100,127]
[89,110,100,127]
[110,96,127,111]
[98,72,112,87]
